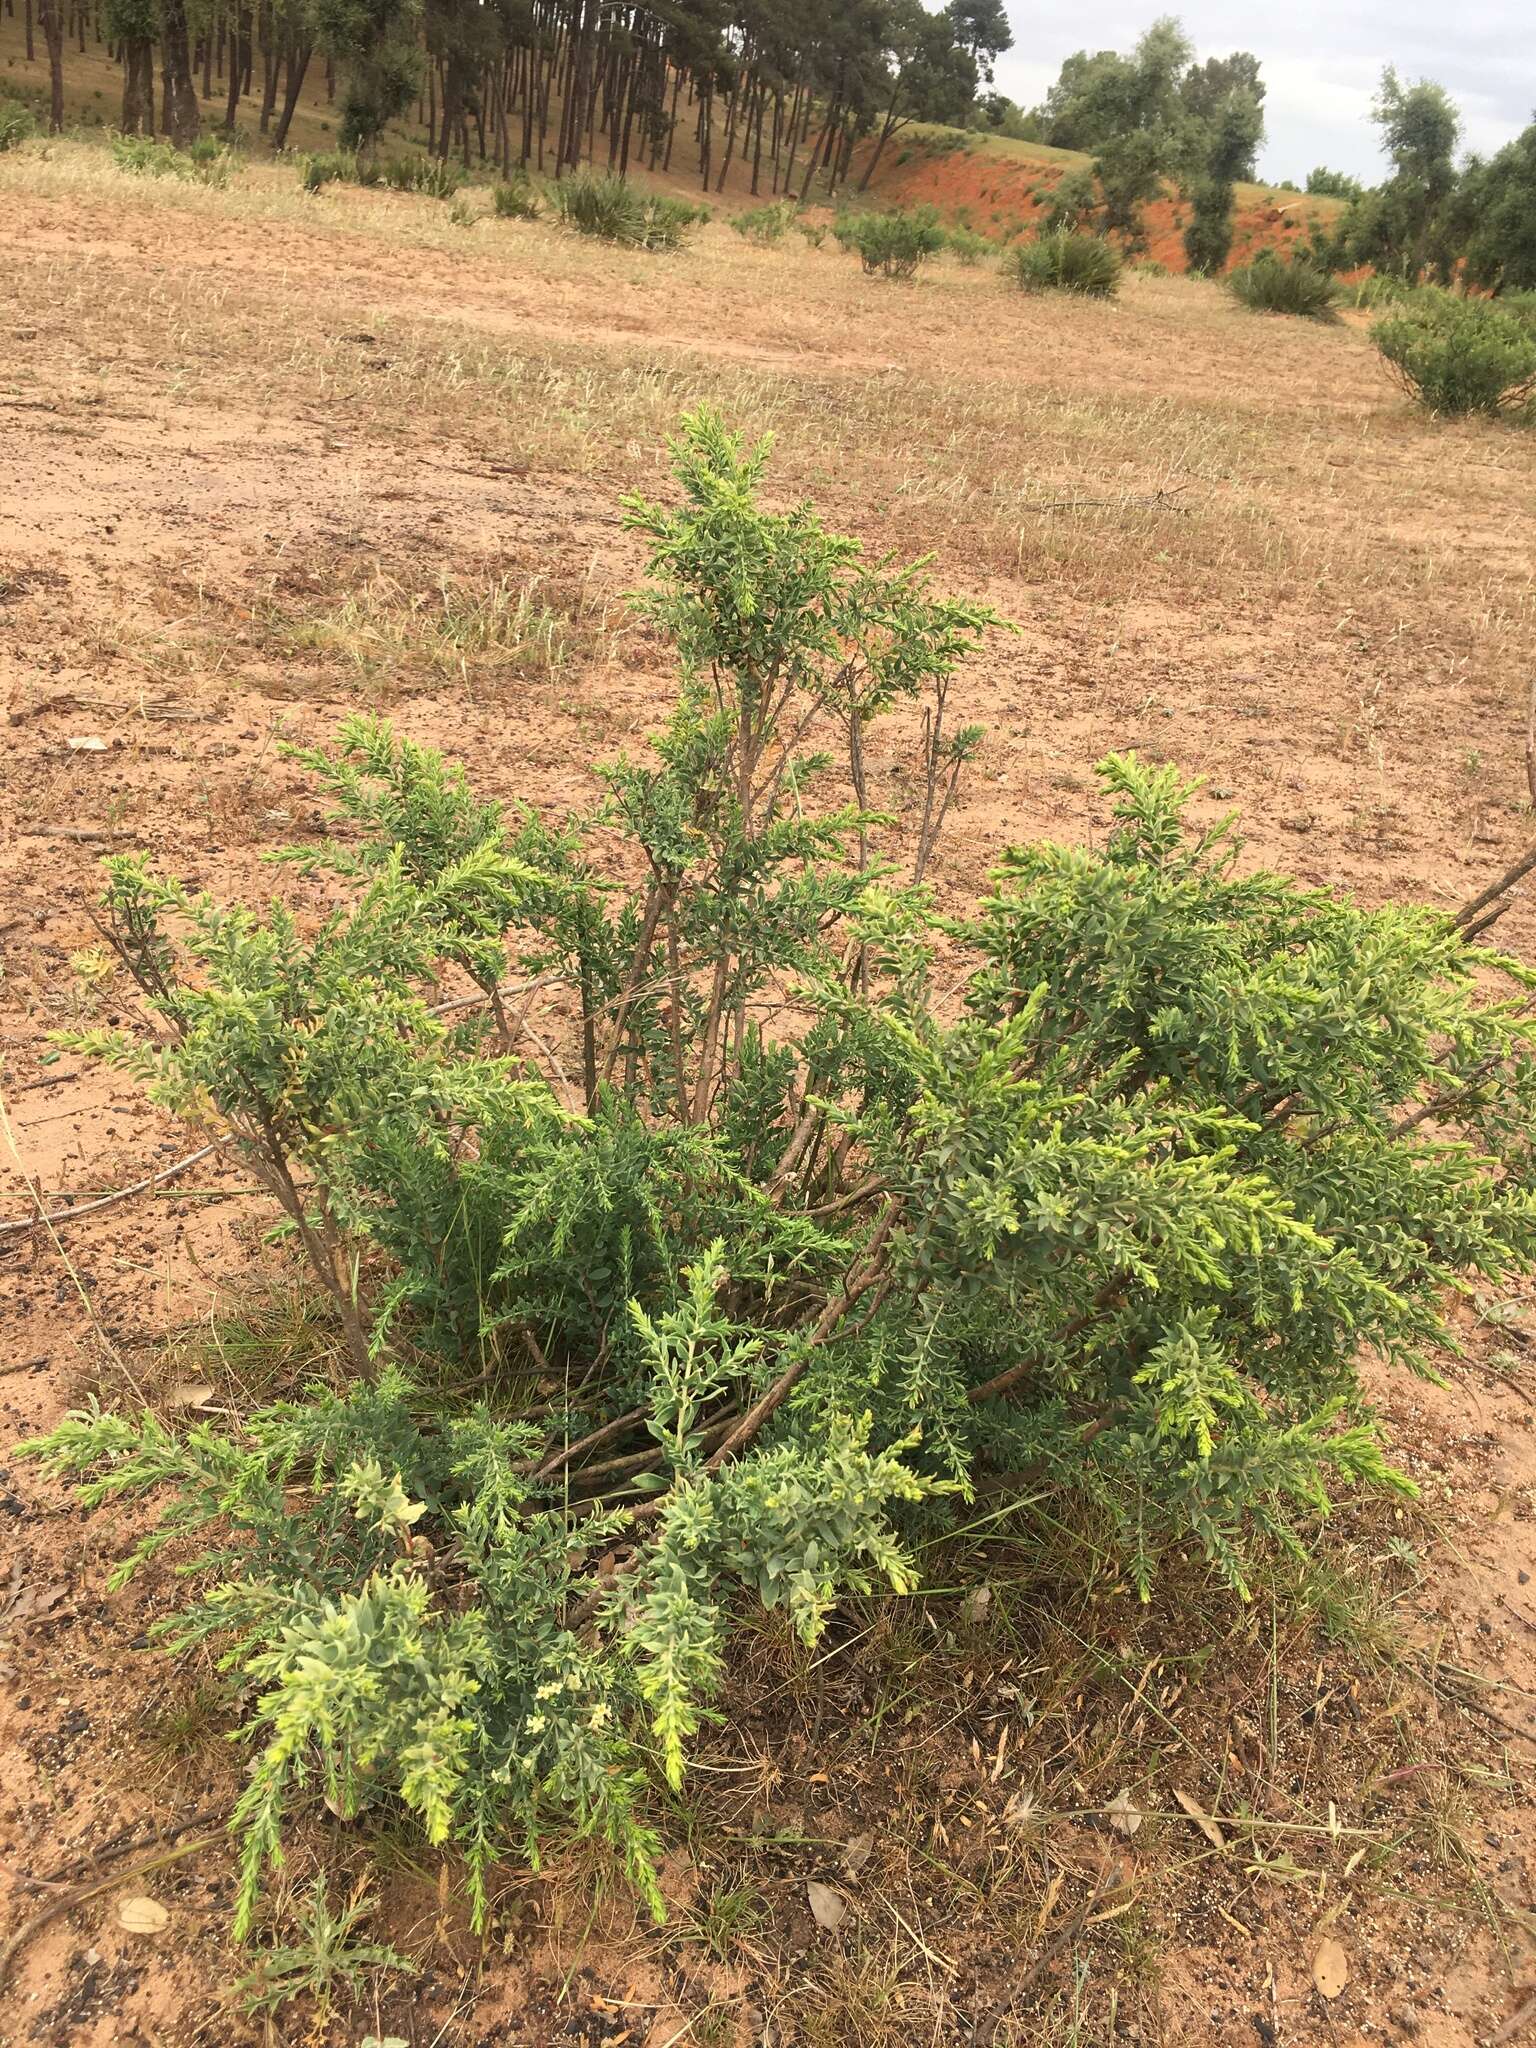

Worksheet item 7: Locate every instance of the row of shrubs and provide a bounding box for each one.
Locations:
[1227,253,1536,418]
[95,123,1536,419]
[300,155,708,251]
[300,148,466,198]
[819,208,1536,420]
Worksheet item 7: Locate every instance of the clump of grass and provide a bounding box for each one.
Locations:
[447,195,478,229]
[798,220,828,249]
[161,1273,350,1403]
[550,170,704,249]
[1227,251,1338,319]
[1007,229,1121,298]
[233,1880,415,2023]
[382,152,464,198]
[492,170,540,219]
[261,564,605,694]
[1373,290,1536,418]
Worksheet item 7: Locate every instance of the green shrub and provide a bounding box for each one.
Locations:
[1307,165,1364,202]
[550,170,702,250]
[492,171,540,220]
[381,154,464,198]
[797,221,827,250]
[1227,252,1338,319]
[1372,291,1536,417]
[1349,273,1415,311]
[113,132,233,185]
[0,99,34,152]
[1041,165,1099,233]
[27,410,1536,1941]
[945,224,991,266]
[1007,229,1121,298]
[299,149,356,193]
[114,134,181,178]
[837,206,946,280]
[1182,175,1235,277]
[730,200,795,245]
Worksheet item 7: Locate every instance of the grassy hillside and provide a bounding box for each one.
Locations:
[4,12,1345,270]
[859,123,1348,273]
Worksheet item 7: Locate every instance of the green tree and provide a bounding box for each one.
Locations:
[944,0,1011,78]
[1094,127,1166,251]
[1036,15,1193,153]
[1183,87,1264,274]
[858,0,979,191]
[1306,165,1363,201]
[1345,67,1462,281]
[313,0,424,152]
[1179,49,1262,159]
[1456,124,1536,294]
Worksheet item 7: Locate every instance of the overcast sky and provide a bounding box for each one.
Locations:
[990,3,1536,184]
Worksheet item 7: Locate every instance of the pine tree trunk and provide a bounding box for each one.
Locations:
[258,29,278,134]
[223,5,249,134]
[159,0,199,147]
[271,38,310,151]
[37,0,64,131]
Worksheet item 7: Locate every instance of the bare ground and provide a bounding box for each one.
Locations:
[1,143,1535,2048]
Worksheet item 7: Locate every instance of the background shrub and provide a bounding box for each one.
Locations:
[492,171,540,219]
[550,171,703,249]
[1042,164,1099,232]
[299,149,356,193]
[381,154,464,199]
[1007,229,1121,298]
[115,133,232,185]
[731,200,795,245]
[0,99,34,152]
[1228,252,1338,318]
[945,224,991,266]
[1372,291,1536,416]
[837,206,946,280]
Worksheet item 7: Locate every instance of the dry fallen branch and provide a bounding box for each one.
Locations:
[0,1826,221,1991]
[0,1142,224,1239]
[1453,674,1536,936]
[1028,482,1192,515]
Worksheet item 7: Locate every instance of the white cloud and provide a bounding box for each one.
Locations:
[989,1,1535,184]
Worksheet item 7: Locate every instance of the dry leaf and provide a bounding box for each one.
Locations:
[169,1380,216,1409]
[1105,1789,1143,1837]
[1312,1937,1349,2000]
[805,1880,848,1932]
[961,1585,992,1626]
[67,735,108,753]
[116,1895,169,1935]
[1171,1787,1226,1850]
[842,1830,875,1876]
[4,1579,70,1624]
